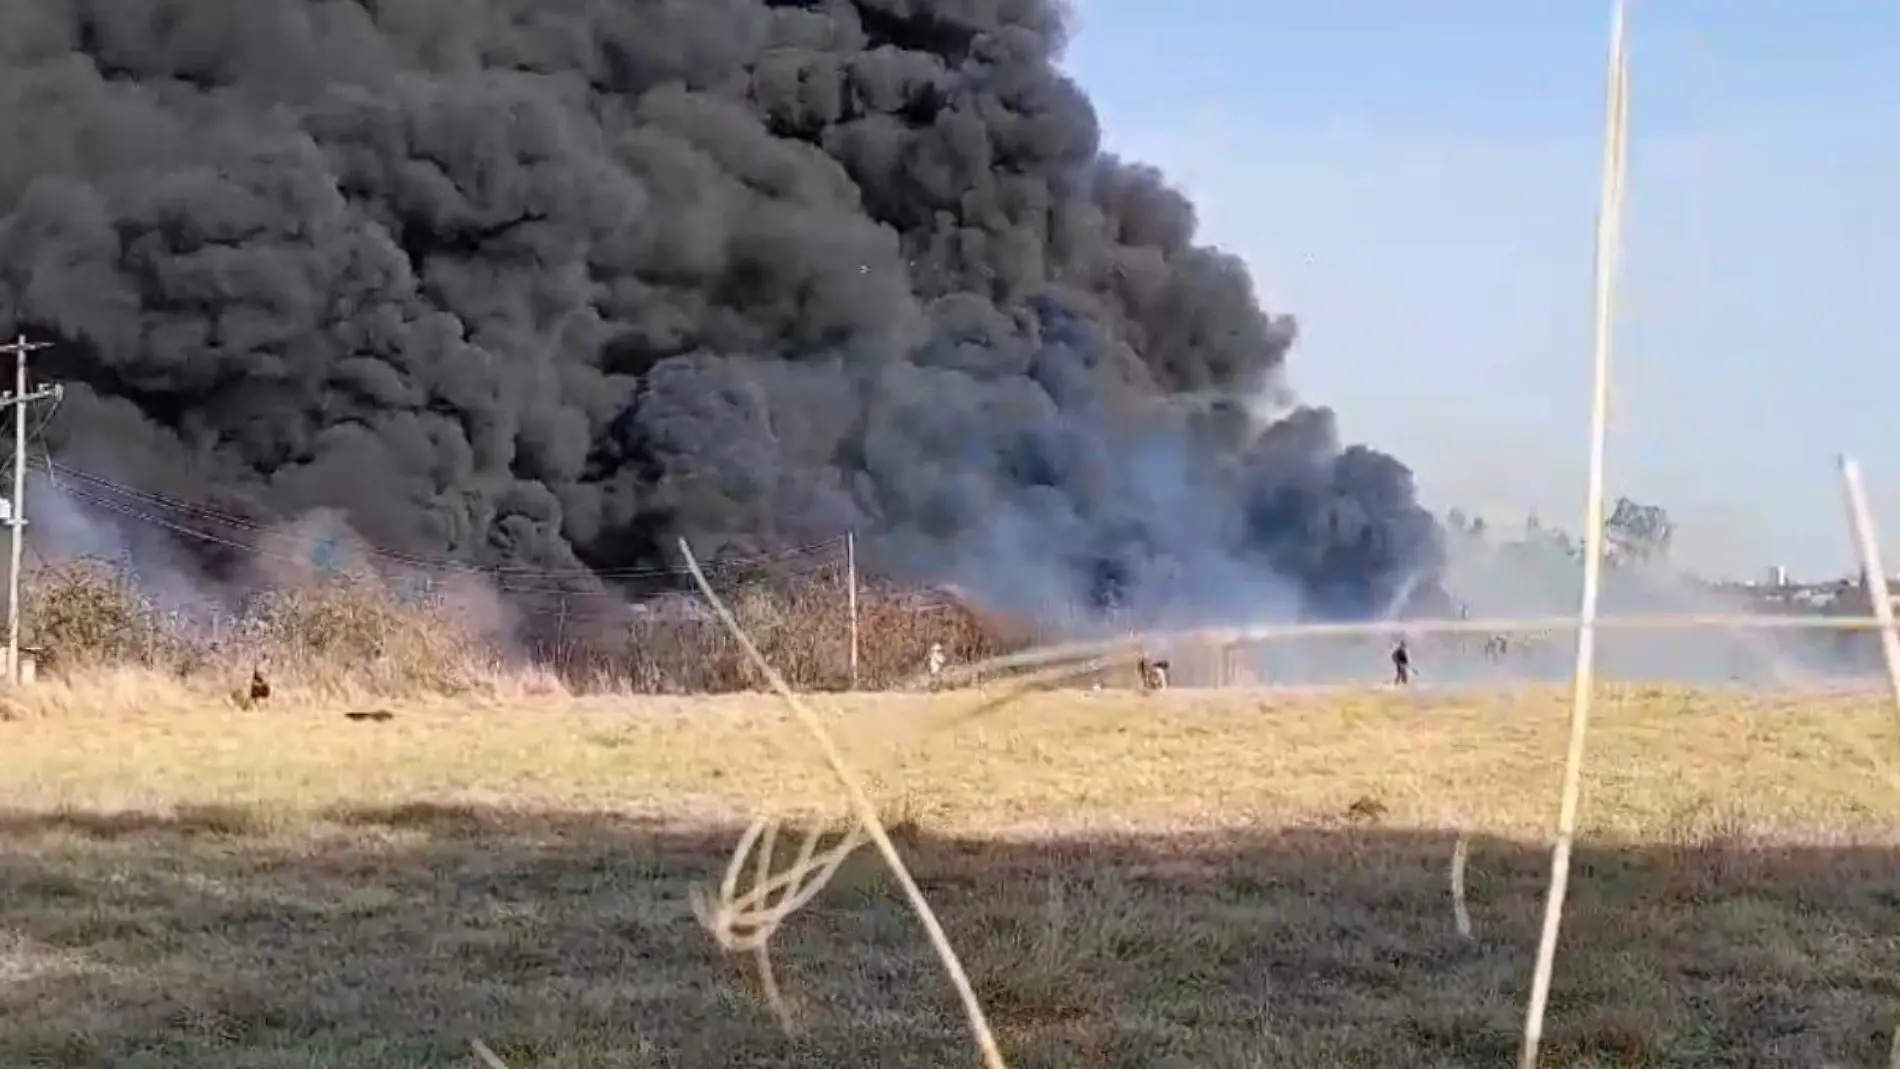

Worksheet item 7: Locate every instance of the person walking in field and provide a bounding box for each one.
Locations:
[1138,654,1170,691]
[925,641,948,688]
[1391,639,1413,686]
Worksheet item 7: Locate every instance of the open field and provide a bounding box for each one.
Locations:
[5,685,1900,1066]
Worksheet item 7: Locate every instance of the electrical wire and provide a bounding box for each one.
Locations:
[44,458,846,583]
[36,467,850,625]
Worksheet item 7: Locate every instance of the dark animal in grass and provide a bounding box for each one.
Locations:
[1347,796,1389,822]
[344,710,395,723]
[234,667,272,710]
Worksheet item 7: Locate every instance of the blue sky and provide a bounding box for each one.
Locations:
[1061,1,1900,582]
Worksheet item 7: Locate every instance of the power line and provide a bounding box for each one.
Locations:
[14,408,850,632]
[39,476,848,625]
[0,389,60,470]
[43,459,845,582]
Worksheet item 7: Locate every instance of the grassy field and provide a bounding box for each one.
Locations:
[4,683,1899,1067]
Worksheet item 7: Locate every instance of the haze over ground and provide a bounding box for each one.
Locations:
[1063,0,1900,583]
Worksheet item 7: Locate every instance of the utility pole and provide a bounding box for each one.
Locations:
[0,334,60,685]
[845,532,859,690]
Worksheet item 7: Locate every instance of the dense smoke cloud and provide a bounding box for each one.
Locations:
[0,0,1444,628]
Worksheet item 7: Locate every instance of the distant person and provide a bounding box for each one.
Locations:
[925,642,948,686]
[1391,639,1412,686]
[1137,654,1170,691]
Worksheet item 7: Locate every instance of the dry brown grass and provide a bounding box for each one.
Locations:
[22,559,503,699]
[3,686,1899,1066]
[16,558,1022,702]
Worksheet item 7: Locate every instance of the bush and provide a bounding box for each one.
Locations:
[16,557,1030,702]
[24,560,173,669]
[547,574,1025,693]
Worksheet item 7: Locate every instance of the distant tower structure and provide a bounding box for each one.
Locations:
[1763,564,1789,588]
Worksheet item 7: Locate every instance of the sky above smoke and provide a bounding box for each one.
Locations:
[0,0,1445,627]
[1062,0,1900,583]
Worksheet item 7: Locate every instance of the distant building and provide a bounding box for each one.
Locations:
[1763,565,1789,588]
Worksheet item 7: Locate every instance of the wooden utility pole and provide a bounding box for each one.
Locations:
[0,334,59,685]
[845,532,859,689]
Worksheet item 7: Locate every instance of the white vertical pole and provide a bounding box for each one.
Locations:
[1838,457,1900,1069]
[1840,452,1900,1069]
[1519,2,1629,1065]
[845,532,859,690]
[7,335,28,685]
[1839,458,1900,727]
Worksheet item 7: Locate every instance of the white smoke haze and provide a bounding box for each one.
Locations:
[30,466,227,627]
[25,452,1879,692]
[28,465,537,660]
[1414,525,1854,689]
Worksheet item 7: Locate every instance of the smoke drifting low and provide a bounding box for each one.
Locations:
[0,0,1444,629]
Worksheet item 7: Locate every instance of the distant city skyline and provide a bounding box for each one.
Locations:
[1061,1,1900,583]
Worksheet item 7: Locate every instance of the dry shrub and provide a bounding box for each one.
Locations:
[231,580,493,696]
[851,582,1021,688]
[23,559,174,670]
[20,557,1032,701]
[553,575,1027,693]
[727,578,1023,690]
[21,558,494,702]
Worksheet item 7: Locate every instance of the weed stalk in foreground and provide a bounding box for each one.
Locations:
[676,537,1009,1069]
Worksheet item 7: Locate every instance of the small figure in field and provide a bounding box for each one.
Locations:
[1483,634,1509,662]
[234,664,272,711]
[1390,639,1412,686]
[925,641,947,686]
[1137,655,1170,691]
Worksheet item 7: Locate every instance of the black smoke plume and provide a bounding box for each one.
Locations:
[0,0,1444,631]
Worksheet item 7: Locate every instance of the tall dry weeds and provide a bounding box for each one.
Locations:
[14,557,1027,705]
